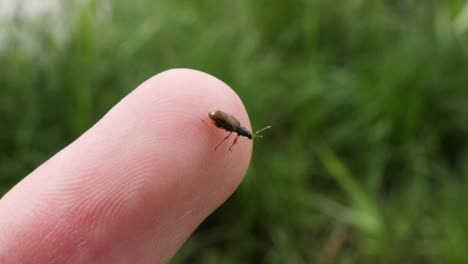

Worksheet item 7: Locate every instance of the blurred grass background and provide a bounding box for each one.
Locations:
[2,0,468,263]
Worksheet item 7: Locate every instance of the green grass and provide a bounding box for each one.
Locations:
[2,0,468,263]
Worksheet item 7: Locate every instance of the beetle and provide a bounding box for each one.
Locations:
[207,110,271,151]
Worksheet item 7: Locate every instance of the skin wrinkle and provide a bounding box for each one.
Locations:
[57,120,168,223]
[24,206,84,263]
[9,186,87,262]
[54,223,88,264]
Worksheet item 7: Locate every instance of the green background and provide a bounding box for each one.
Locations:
[2,0,468,263]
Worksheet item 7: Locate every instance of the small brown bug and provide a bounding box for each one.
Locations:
[206,110,271,151]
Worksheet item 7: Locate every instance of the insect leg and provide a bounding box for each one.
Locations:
[214,132,233,151]
[229,134,241,152]
[201,118,213,126]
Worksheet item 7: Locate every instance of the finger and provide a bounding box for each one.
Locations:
[0,69,252,263]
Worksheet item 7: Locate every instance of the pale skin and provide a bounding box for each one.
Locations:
[0,69,253,263]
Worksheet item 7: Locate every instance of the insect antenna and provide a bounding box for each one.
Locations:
[253,125,271,139]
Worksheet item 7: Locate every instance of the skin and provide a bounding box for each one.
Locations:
[0,69,253,263]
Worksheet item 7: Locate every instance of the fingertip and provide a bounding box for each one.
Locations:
[0,68,253,263]
[133,67,253,190]
[133,67,253,175]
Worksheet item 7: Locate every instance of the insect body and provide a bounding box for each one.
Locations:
[207,110,271,151]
